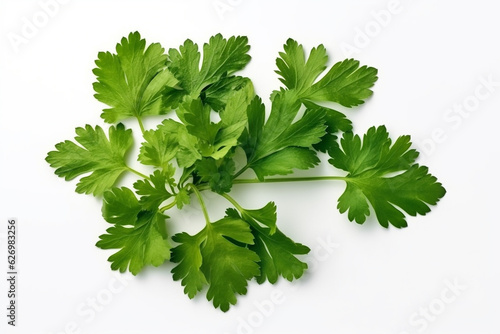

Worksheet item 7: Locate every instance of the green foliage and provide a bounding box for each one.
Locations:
[171,215,260,311]
[93,32,176,123]
[47,32,446,311]
[330,126,446,228]
[46,124,133,196]
[97,187,171,275]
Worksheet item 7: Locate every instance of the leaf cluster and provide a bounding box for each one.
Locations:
[46,32,445,311]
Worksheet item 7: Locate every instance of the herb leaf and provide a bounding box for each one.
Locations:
[171,215,260,312]
[276,38,328,94]
[251,227,310,284]
[226,207,309,283]
[304,58,378,107]
[181,85,253,160]
[154,119,202,168]
[97,188,171,275]
[242,91,326,180]
[133,169,175,209]
[330,126,446,227]
[93,31,176,123]
[276,39,378,107]
[195,157,235,194]
[46,123,133,196]
[251,147,320,179]
[138,129,179,169]
[167,34,251,98]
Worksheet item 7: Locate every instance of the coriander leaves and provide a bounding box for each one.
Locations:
[330,126,446,228]
[93,32,176,125]
[46,32,446,312]
[46,123,133,196]
[171,214,260,312]
[276,38,378,107]
[98,188,171,275]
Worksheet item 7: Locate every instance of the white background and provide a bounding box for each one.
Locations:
[1,0,499,333]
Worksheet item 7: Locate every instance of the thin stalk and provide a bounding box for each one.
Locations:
[186,183,211,225]
[233,175,347,185]
[196,183,210,192]
[220,193,274,235]
[126,166,150,180]
[168,182,177,195]
[194,175,347,192]
[159,199,177,213]
[233,164,250,179]
[136,116,146,135]
[179,166,195,187]
[221,193,244,212]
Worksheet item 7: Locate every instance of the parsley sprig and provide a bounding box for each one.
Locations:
[46,32,446,312]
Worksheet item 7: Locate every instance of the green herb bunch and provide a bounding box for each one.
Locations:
[46,32,445,311]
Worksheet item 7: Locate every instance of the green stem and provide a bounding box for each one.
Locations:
[168,182,177,195]
[136,116,146,135]
[186,183,211,225]
[159,199,177,213]
[195,175,347,192]
[126,166,150,180]
[196,183,210,192]
[233,175,347,184]
[233,164,250,179]
[221,193,244,212]
[179,166,195,187]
